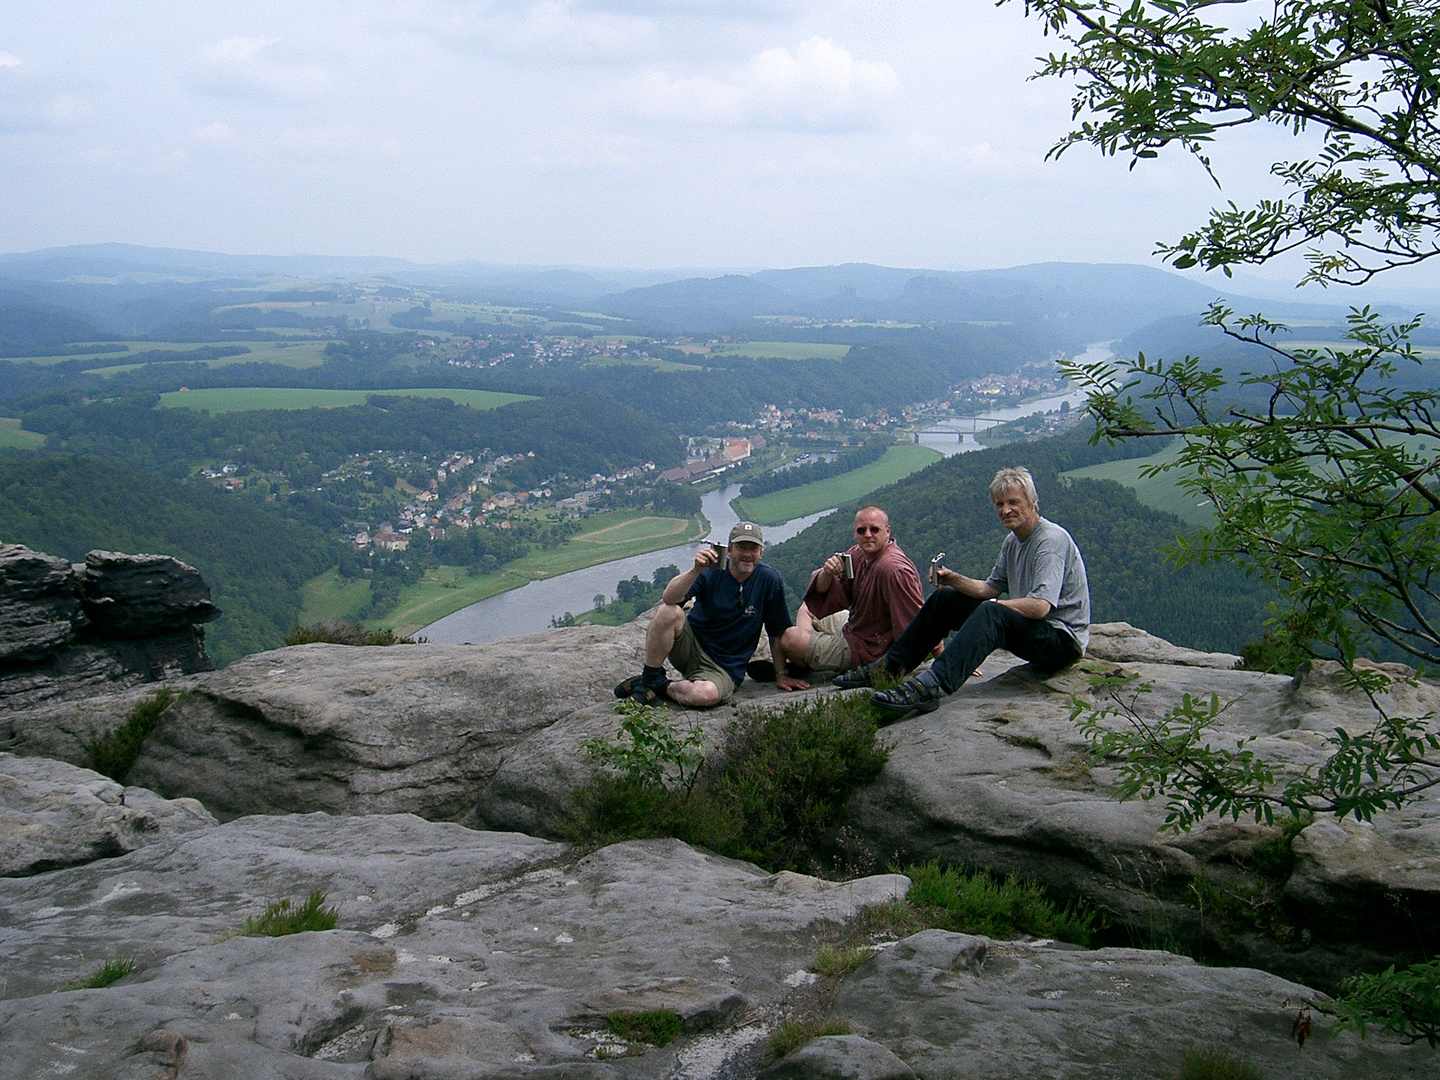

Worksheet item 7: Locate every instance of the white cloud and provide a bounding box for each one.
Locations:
[0,51,21,69]
[633,36,899,130]
[498,1,659,59]
[195,36,332,100]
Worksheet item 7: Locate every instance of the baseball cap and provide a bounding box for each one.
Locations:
[728,521,764,547]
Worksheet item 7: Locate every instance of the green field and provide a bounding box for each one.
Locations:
[0,417,45,449]
[159,387,535,413]
[86,341,333,375]
[1063,438,1215,526]
[712,342,851,361]
[297,511,706,636]
[732,444,944,525]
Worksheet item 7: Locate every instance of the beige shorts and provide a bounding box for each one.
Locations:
[803,611,853,672]
[668,620,737,703]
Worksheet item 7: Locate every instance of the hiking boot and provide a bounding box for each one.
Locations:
[833,657,899,690]
[871,677,943,721]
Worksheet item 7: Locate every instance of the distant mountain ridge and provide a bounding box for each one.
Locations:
[0,243,1399,340]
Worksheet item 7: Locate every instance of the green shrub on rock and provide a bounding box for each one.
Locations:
[567,694,888,873]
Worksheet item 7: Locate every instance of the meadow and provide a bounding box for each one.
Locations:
[297,510,705,636]
[0,418,45,449]
[1062,438,1214,526]
[711,342,851,361]
[85,341,332,374]
[158,387,535,413]
[732,444,943,524]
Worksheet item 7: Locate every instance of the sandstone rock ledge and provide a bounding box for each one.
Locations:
[1,814,1431,1079]
[84,617,1440,991]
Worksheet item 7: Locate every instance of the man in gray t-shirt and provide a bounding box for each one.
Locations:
[834,467,1090,721]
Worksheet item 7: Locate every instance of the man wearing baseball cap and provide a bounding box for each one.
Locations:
[616,521,801,707]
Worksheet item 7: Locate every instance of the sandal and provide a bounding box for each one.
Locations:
[629,681,670,706]
[613,674,643,699]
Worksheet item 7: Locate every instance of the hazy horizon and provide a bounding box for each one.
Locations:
[11,0,1424,292]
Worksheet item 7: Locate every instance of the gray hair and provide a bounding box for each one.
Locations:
[990,467,1038,508]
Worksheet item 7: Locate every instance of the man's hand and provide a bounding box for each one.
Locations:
[930,565,960,589]
[776,672,810,692]
[695,545,721,571]
[814,552,846,594]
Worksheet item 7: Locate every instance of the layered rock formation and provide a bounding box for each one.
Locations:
[0,544,219,716]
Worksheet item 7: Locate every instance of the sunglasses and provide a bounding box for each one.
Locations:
[855,525,884,535]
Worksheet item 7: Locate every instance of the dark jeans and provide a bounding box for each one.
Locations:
[885,588,1082,694]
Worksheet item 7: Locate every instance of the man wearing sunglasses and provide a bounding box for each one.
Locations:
[773,505,925,687]
[835,467,1089,721]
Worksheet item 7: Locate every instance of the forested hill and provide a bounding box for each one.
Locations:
[765,429,1274,655]
[20,392,682,485]
[0,455,337,665]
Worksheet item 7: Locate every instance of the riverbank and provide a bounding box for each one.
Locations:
[297,510,707,639]
[731,444,942,524]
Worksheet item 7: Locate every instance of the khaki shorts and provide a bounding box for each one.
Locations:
[669,620,737,703]
[803,611,853,672]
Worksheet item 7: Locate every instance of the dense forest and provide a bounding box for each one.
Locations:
[0,455,338,665]
[765,428,1275,654]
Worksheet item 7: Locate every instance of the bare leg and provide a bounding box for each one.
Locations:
[645,604,724,706]
[666,678,723,707]
[778,604,816,665]
[645,604,686,666]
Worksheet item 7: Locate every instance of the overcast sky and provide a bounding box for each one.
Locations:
[0,1,1387,282]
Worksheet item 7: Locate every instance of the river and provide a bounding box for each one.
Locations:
[419,486,834,644]
[420,351,1105,644]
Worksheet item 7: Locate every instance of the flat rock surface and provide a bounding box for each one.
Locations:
[108,618,1440,986]
[830,929,1437,1079]
[0,752,215,876]
[0,815,908,1079]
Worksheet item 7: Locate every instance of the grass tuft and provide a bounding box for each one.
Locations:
[865,862,1097,946]
[1177,1046,1263,1080]
[89,690,176,781]
[768,1020,852,1059]
[566,692,889,872]
[285,621,411,646]
[242,890,339,936]
[65,957,135,990]
[607,1010,683,1046]
[813,944,872,976]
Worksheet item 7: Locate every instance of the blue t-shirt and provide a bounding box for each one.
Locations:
[685,563,793,686]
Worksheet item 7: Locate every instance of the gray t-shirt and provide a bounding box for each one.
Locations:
[985,517,1090,653]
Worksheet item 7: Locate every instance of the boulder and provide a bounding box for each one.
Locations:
[829,929,1435,1079]
[760,1036,916,1080]
[0,682,200,769]
[0,753,215,876]
[128,621,772,824]
[0,543,83,664]
[0,816,910,1078]
[76,550,220,637]
[843,648,1440,989]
